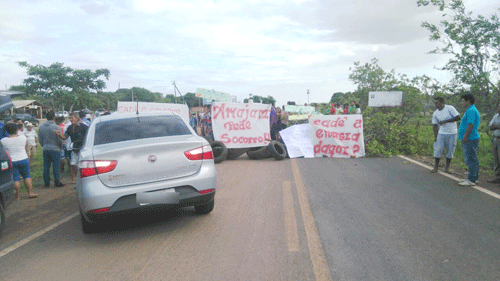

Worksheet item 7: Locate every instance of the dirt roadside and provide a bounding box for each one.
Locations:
[0,171,78,250]
[1,155,499,251]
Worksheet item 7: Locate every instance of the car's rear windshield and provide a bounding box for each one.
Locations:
[94,115,192,145]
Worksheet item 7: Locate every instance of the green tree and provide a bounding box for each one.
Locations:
[330,92,344,104]
[183,92,203,108]
[116,87,162,102]
[349,58,427,156]
[417,0,500,115]
[18,61,109,110]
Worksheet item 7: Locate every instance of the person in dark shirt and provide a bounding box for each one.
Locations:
[55,112,88,184]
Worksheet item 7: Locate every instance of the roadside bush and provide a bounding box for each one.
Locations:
[363,108,427,157]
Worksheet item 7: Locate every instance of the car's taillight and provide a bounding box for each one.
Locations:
[89,207,110,214]
[184,145,214,160]
[199,188,215,194]
[79,160,117,178]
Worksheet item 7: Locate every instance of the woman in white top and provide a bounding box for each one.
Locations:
[0,123,37,199]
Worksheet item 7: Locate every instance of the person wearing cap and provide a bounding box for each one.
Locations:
[24,122,38,164]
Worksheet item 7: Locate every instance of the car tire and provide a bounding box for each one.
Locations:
[268,141,287,160]
[80,212,100,234]
[226,148,249,160]
[194,200,214,215]
[246,146,271,160]
[0,204,5,237]
[210,141,227,164]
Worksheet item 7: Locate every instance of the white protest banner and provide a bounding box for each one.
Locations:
[116,102,190,123]
[279,124,315,158]
[368,91,403,107]
[308,115,365,158]
[211,102,271,149]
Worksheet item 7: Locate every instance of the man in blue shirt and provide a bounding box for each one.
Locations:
[458,93,480,186]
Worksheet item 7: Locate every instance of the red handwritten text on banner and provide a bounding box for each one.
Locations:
[212,102,271,149]
[308,115,365,158]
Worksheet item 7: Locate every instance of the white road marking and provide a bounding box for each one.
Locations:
[398,155,500,200]
[291,159,332,281]
[0,212,78,258]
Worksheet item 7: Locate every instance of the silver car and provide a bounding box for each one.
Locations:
[77,112,216,233]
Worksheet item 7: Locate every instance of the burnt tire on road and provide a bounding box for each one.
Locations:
[210,141,228,164]
[246,146,271,160]
[226,148,249,160]
[268,141,287,160]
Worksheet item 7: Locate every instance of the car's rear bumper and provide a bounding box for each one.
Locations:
[83,190,215,222]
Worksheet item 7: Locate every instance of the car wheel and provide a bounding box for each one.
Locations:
[268,141,287,160]
[0,204,5,237]
[226,148,249,160]
[246,146,271,160]
[80,212,100,234]
[194,200,214,215]
[210,141,228,164]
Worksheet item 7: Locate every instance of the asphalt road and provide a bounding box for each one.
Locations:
[0,156,499,280]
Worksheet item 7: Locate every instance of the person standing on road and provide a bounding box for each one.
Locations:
[458,94,481,186]
[487,106,500,183]
[24,122,38,165]
[189,113,198,132]
[38,111,64,188]
[1,123,37,199]
[55,113,88,184]
[430,97,461,173]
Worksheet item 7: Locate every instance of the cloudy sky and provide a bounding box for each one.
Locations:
[0,0,498,106]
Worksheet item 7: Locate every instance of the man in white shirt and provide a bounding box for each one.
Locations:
[487,107,500,183]
[431,97,461,173]
[24,123,38,164]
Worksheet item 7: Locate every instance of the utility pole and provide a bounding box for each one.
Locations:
[307,89,310,105]
[172,81,185,104]
[172,81,177,103]
[131,88,134,101]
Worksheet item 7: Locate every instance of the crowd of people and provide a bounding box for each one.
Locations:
[0,110,90,200]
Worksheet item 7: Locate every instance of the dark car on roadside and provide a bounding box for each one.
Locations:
[0,143,15,237]
[4,113,39,126]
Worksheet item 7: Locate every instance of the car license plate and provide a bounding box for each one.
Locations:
[136,189,179,206]
[1,161,8,171]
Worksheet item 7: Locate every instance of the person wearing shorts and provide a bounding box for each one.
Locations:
[55,113,88,184]
[24,122,38,164]
[431,97,461,173]
[1,123,37,199]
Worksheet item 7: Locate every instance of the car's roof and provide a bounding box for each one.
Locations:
[94,111,178,122]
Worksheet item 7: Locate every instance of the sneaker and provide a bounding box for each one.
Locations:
[54,182,65,188]
[44,183,50,188]
[458,180,476,186]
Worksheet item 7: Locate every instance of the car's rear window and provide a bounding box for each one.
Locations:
[94,115,192,145]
